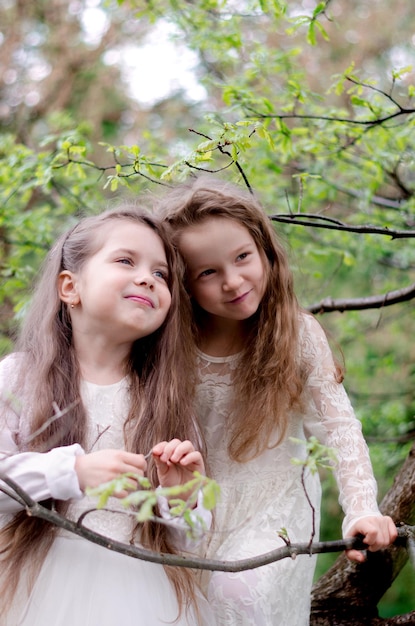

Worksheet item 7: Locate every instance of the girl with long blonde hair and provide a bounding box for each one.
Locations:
[0,203,215,625]
[158,177,397,626]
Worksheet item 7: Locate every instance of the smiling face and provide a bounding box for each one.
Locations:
[178,216,268,325]
[60,220,172,346]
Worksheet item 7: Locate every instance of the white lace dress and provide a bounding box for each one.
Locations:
[196,313,381,626]
[0,355,214,626]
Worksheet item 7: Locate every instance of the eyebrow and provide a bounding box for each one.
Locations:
[114,248,169,270]
[189,242,256,270]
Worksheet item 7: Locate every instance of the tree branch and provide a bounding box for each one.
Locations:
[311,441,415,624]
[0,471,412,573]
[269,214,415,239]
[307,282,415,314]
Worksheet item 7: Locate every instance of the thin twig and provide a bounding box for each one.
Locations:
[25,400,80,444]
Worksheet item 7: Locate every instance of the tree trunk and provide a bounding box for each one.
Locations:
[310,442,415,625]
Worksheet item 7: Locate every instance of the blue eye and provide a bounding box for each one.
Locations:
[154,269,168,280]
[118,258,133,266]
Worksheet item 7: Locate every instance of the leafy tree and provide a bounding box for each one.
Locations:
[1,0,414,622]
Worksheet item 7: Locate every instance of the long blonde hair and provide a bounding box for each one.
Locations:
[157,177,308,462]
[0,203,201,618]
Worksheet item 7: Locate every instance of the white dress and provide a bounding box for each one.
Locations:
[0,354,215,626]
[196,313,382,626]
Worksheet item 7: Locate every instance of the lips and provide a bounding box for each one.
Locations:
[227,290,251,304]
[126,294,155,308]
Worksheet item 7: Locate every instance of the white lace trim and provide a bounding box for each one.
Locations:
[195,312,380,625]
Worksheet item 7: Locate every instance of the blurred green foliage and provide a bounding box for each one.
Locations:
[1,0,414,615]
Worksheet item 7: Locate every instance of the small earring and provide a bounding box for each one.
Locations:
[70,301,76,308]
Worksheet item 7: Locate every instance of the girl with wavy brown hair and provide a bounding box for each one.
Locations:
[157,177,397,626]
[0,203,215,625]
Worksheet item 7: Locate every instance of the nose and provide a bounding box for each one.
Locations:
[134,271,155,290]
[222,269,243,292]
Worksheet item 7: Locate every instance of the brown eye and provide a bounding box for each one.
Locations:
[199,269,215,278]
[236,252,249,261]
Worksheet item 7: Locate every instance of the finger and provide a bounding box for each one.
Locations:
[122,468,145,479]
[388,518,398,542]
[177,450,203,467]
[120,451,148,470]
[114,491,127,499]
[152,454,170,476]
[113,478,139,494]
[346,548,367,563]
[378,516,397,543]
[121,459,147,476]
[361,527,377,547]
[169,440,195,463]
[365,517,396,549]
[151,442,168,458]
[366,531,392,552]
[127,476,140,488]
[113,489,130,499]
[158,438,183,463]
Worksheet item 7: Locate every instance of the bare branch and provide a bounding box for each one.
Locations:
[0,471,37,508]
[307,282,415,314]
[26,400,79,444]
[243,102,415,127]
[270,214,415,239]
[14,501,415,572]
[0,471,412,572]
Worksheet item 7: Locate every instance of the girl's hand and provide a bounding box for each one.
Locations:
[151,439,205,489]
[345,515,397,562]
[75,449,147,497]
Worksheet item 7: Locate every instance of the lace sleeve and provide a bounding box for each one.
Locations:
[300,314,381,536]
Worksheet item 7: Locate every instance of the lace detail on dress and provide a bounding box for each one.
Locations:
[300,314,380,534]
[67,379,136,543]
[195,313,380,625]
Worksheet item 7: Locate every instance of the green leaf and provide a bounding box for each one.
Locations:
[306,22,316,46]
[391,65,413,80]
[351,95,369,108]
[202,480,221,510]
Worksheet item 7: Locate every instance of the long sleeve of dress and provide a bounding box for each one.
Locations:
[0,446,85,514]
[1,357,215,626]
[0,354,84,514]
[301,314,381,536]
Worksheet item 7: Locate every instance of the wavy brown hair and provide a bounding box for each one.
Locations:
[157,177,309,462]
[0,203,202,620]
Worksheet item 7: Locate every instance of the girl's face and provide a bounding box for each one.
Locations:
[178,216,267,323]
[60,221,172,345]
